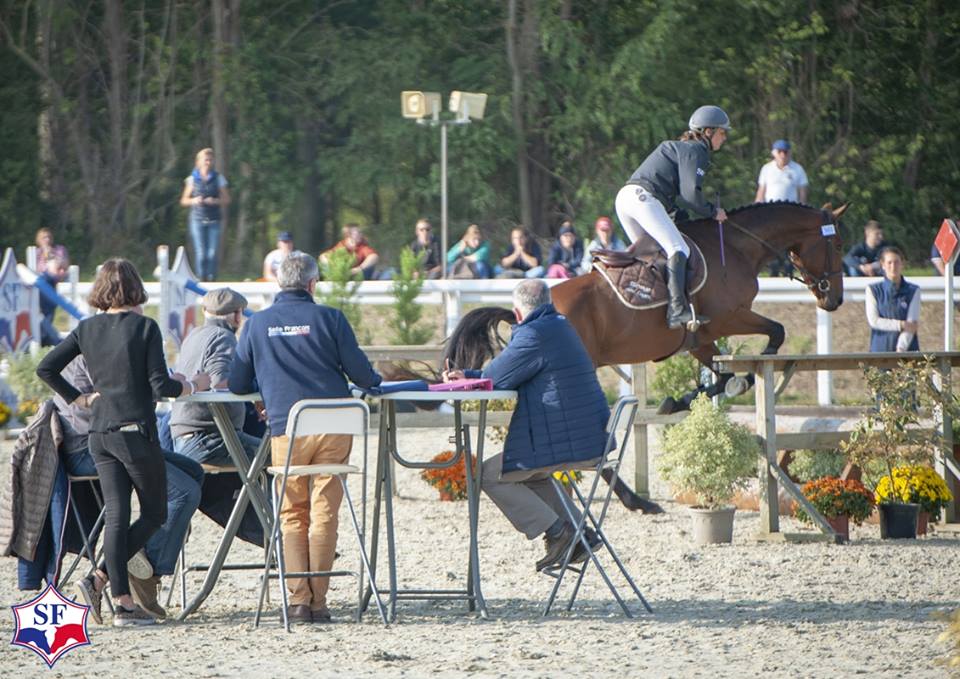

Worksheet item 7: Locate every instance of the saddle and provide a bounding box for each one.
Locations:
[591,234,707,310]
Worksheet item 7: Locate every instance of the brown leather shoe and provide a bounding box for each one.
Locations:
[287,604,312,623]
[129,574,166,619]
[536,522,576,571]
[311,607,332,623]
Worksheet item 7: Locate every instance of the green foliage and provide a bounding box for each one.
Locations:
[6,349,53,404]
[658,394,760,508]
[389,247,433,345]
[318,248,362,332]
[840,358,960,490]
[650,353,700,401]
[787,449,847,483]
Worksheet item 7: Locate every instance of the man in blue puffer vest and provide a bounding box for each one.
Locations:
[444,279,610,571]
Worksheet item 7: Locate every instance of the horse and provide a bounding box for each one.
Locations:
[442,200,847,509]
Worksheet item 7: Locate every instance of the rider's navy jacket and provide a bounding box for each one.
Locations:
[628,138,717,219]
[229,288,381,434]
[466,304,610,476]
[868,277,920,352]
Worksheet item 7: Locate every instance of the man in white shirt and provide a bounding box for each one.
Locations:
[755,139,809,204]
[262,231,298,281]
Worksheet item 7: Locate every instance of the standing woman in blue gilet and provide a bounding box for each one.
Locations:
[615,106,730,330]
[180,148,231,281]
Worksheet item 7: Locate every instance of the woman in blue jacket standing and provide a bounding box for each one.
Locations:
[616,105,730,330]
[180,148,231,281]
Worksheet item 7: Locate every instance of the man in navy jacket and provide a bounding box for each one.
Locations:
[229,252,380,623]
[445,279,610,571]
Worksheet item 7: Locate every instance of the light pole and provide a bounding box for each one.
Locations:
[402,90,487,278]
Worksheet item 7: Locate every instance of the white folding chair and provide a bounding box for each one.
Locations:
[541,395,654,617]
[254,399,387,630]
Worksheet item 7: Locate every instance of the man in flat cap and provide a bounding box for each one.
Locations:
[170,287,262,465]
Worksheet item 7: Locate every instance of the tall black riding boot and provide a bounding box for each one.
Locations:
[666,252,709,330]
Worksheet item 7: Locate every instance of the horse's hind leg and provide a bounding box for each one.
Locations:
[600,467,664,514]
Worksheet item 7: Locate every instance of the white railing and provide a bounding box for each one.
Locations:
[53,274,958,406]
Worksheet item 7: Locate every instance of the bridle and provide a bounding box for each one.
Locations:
[724,208,842,296]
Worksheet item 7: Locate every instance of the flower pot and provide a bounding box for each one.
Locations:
[917,511,929,536]
[878,502,920,539]
[826,514,850,542]
[438,490,455,501]
[689,506,736,545]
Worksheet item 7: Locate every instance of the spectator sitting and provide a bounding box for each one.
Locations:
[930,242,960,277]
[320,224,379,280]
[410,218,443,278]
[866,246,919,352]
[39,254,69,347]
[545,223,584,279]
[843,220,887,277]
[580,216,626,274]
[53,356,203,623]
[442,280,610,571]
[263,232,299,282]
[229,252,381,624]
[170,288,261,466]
[35,227,68,267]
[447,224,492,279]
[496,226,544,278]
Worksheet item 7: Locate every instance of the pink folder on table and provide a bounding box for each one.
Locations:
[428,378,493,392]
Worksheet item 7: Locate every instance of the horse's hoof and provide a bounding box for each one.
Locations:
[619,494,666,514]
[656,397,678,415]
[724,376,750,398]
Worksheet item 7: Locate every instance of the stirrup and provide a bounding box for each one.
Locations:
[685,306,709,333]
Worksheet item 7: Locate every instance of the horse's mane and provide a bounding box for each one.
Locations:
[679,200,817,228]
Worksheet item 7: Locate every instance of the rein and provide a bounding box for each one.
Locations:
[721,209,841,294]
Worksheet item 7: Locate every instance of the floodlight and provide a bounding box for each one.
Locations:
[448,91,487,120]
[401,91,441,119]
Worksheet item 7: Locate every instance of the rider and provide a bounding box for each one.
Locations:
[616,105,730,330]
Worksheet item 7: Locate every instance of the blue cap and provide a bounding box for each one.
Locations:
[277,231,293,242]
[771,139,791,151]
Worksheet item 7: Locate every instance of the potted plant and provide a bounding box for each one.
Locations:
[874,465,954,536]
[658,394,759,544]
[795,476,875,541]
[841,359,959,540]
[420,451,475,501]
[0,401,10,429]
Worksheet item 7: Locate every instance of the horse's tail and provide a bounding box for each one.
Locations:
[442,306,515,370]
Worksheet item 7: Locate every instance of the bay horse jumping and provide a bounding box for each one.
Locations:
[443,201,848,510]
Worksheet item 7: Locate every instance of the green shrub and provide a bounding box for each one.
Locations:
[319,248,364,338]
[649,353,699,401]
[658,394,759,508]
[6,349,53,404]
[390,247,433,345]
[787,449,847,483]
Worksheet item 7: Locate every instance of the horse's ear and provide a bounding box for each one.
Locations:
[820,202,833,211]
[832,203,850,219]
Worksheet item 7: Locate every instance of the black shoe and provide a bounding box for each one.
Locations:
[666,252,709,330]
[570,527,603,564]
[536,523,576,571]
[287,604,312,623]
[311,607,333,624]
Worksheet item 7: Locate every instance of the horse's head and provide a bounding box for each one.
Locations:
[787,203,848,311]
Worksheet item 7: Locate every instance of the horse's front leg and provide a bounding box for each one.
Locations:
[726,308,785,355]
[657,341,731,414]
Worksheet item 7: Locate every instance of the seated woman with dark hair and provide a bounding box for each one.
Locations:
[37,259,210,627]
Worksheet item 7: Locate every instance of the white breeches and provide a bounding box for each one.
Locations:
[614,184,689,258]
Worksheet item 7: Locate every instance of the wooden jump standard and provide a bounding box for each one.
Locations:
[713,352,960,538]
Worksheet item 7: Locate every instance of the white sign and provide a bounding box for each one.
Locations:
[820,224,836,237]
[0,249,35,352]
[167,247,201,346]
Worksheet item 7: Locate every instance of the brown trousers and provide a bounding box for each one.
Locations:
[271,433,352,609]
